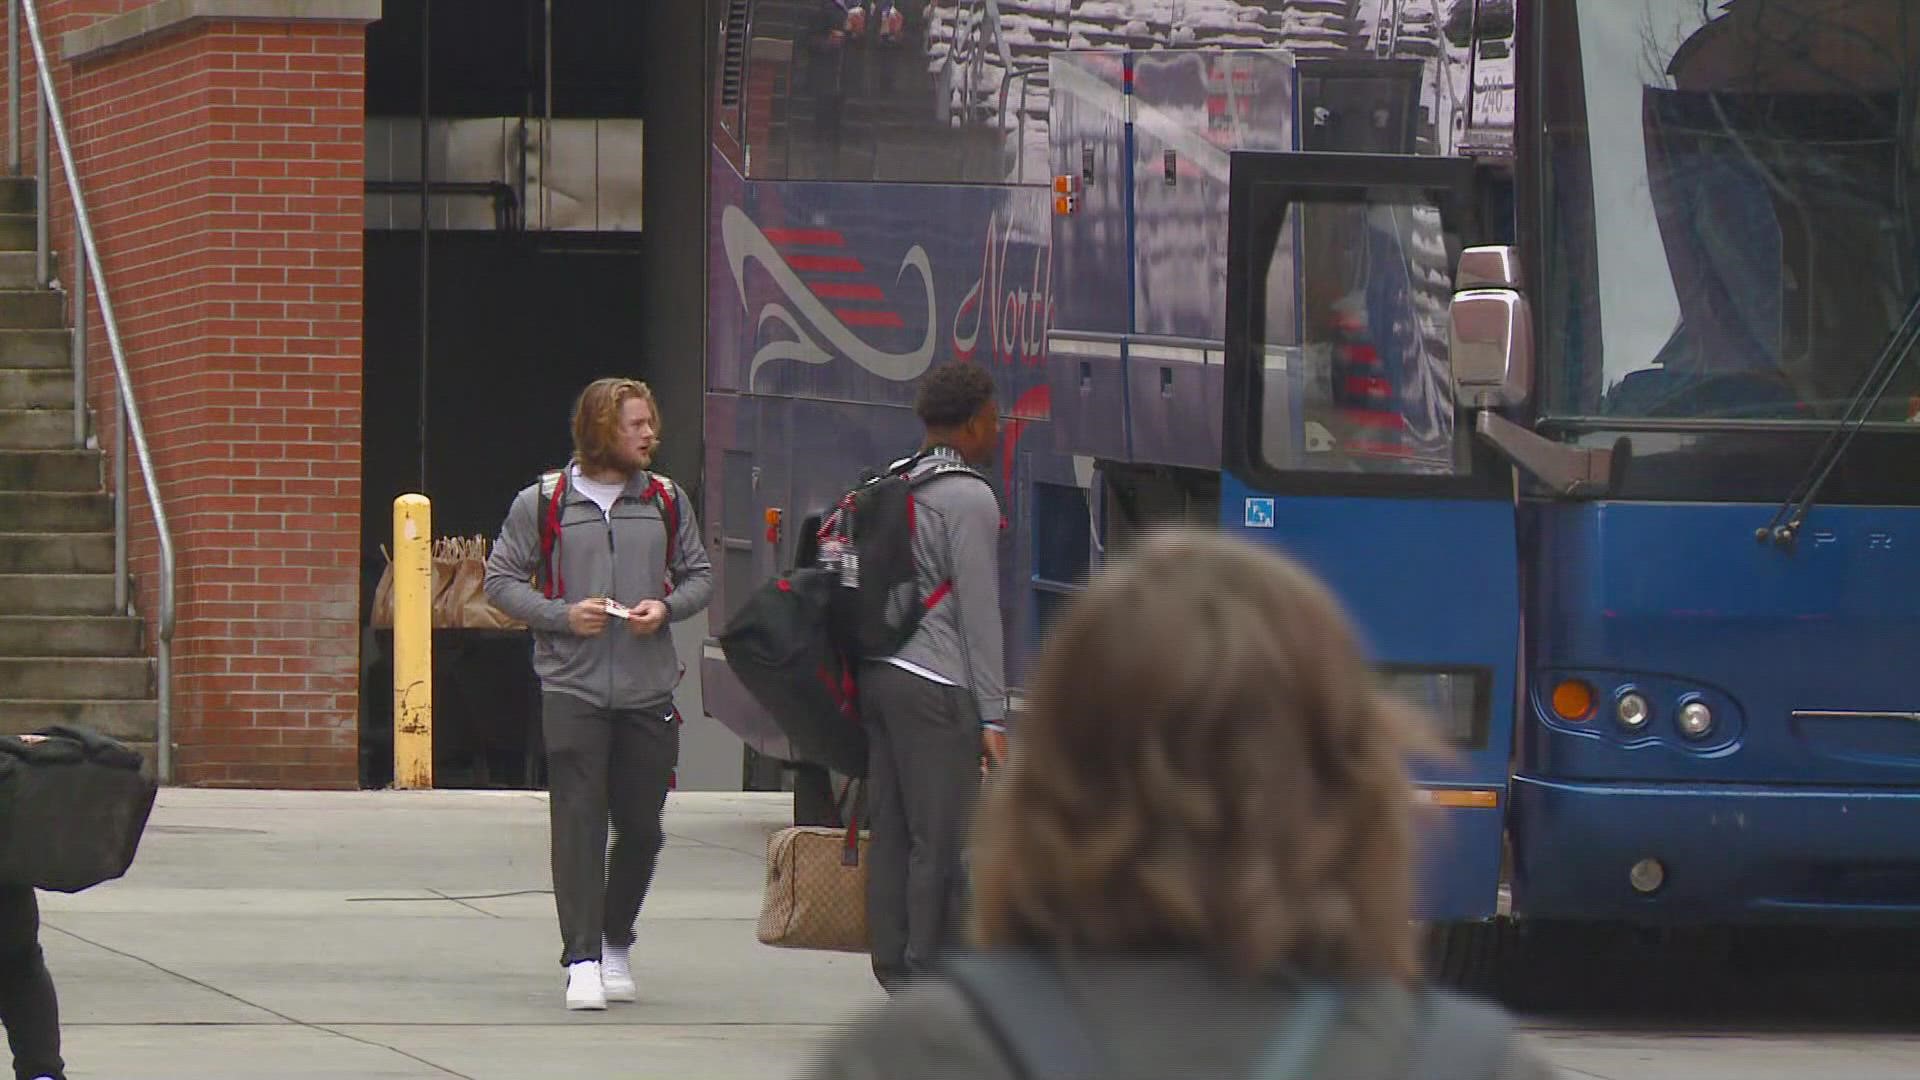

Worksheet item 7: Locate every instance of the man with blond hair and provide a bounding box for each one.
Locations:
[486,377,712,1011]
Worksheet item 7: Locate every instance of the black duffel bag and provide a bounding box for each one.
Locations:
[0,725,158,893]
[718,566,868,777]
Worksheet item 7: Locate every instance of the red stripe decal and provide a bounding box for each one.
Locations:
[924,581,952,609]
[835,309,905,328]
[762,228,845,248]
[790,254,865,273]
[811,282,886,300]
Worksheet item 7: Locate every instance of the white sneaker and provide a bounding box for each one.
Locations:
[602,936,636,1002]
[565,960,606,1011]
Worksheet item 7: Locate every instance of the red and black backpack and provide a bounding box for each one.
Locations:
[814,450,986,657]
[534,467,681,600]
[716,451,986,778]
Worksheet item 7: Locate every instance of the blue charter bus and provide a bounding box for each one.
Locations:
[703,0,1920,982]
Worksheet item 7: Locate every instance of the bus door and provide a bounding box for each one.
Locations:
[1222,151,1516,922]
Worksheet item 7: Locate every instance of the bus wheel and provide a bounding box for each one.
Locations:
[1426,919,1510,995]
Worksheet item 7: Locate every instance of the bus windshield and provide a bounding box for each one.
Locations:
[1544,0,1920,424]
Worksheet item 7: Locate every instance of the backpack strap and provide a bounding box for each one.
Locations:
[641,474,681,592]
[1249,984,1344,1080]
[537,468,568,599]
[942,955,1104,1080]
[1403,989,1514,1080]
[908,460,992,612]
[908,459,990,489]
[537,469,683,600]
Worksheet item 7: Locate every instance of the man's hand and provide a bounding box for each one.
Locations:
[982,727,1008,777]
[568,598,611,637]
[628,599,670,636]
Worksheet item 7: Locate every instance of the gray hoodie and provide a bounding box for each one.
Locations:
[884,448,1008,726]
[484,469,712,712]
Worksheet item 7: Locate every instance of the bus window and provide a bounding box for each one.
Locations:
[1257,191,1467,477]
[722,1,1518,185]
[1544,0,1920,423]
[725,0,1028,183]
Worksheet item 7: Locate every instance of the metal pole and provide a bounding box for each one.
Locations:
[8,0,18,175]
[417,0,429,495]
[21,0,175,783]
[542,0,551,231]
[392,494,434,789]
[33,75,44,283]
[70,222,83,447]
[156,635,170,779]
[114,382,127,614]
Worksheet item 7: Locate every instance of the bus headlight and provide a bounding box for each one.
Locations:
[1677,701,1713,739]
[1616,692,1650,730]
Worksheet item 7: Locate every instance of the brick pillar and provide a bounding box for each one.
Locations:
[35,1,379,787]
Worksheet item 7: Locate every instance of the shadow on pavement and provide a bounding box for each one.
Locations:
[1492,925,1920,1034]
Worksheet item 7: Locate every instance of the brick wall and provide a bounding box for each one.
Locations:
[28,2,377,787]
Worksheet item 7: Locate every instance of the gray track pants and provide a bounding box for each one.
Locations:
[542,691,679,967]
[859,662,981,990]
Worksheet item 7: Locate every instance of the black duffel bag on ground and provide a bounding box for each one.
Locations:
[0,725,158,893]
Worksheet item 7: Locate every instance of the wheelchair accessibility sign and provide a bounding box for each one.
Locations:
[1244,497,1275,528]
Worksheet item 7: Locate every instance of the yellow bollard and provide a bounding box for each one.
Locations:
[392,494,434,789]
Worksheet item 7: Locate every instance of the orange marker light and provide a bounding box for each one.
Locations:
[1551,679,1595,721]
[1416,788,1500,809]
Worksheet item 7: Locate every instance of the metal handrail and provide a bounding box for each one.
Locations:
[14,0,176,782]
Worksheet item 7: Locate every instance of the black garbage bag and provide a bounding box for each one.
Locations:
[0,725,158,893]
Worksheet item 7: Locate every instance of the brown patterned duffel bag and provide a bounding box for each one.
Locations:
[757,806,870,953]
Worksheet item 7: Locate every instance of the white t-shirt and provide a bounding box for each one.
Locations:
[570,466,626,520]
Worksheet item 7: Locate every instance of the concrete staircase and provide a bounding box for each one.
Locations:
[0,175,157,758]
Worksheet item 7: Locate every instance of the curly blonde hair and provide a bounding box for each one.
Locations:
[969,528,1442,983]
[570,377,659,473]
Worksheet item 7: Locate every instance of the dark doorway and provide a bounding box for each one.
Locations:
[358,1,707,788]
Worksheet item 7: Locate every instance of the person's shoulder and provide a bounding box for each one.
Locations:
[798,981,1014,1080]
[1414,986,1558,1080]
[505,476,546,508]
[925,466,998,514]
[526,464,573,495]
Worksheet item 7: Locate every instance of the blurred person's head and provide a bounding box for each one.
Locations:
[915,363,1000,466]
[969,529,1441,984]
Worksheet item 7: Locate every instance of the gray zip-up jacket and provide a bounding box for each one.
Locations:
[881,448,1007,727]
[484,468,712,712]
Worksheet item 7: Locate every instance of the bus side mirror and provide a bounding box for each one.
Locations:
[1448,247,1619,496]
[1449,246,1533,410]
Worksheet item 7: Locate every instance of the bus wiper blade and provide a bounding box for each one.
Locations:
[1758,290,1920,550]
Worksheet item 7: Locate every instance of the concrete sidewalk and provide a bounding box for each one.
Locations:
[39,789,883,1079]
[35,789,1920,1079]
